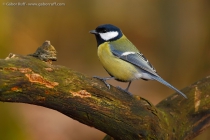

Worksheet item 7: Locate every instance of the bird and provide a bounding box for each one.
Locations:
[89,24,187,98]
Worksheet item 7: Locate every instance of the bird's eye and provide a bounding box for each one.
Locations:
[102,29,107,33]
[99,28,107,33]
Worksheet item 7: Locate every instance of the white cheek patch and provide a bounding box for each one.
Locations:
[121,52,135,56]
[99,31,119,41]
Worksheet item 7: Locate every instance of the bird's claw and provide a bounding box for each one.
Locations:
[105,82,111,89]
[93,76,111,89]
[116,86,133,96]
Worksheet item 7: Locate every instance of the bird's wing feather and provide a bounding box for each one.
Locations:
[109,44,158,77]
[109,44,187,98]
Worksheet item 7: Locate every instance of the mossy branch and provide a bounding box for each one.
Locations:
[0,41,210,140]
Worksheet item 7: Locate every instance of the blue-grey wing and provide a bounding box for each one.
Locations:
[109,44,188,98]
[109,44,158,77]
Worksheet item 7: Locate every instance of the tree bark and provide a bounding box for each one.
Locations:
[0,46,210,140]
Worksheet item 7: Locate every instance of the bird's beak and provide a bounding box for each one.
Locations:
[89,30,98,34]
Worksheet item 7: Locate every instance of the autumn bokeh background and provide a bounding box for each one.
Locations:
[0,0,210,140]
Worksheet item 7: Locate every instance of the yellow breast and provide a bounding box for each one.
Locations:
[97,42,140,82]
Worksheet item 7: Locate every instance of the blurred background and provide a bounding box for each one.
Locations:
[0,0,210,139]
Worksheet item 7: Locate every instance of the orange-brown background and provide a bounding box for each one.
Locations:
[0,0,210,139]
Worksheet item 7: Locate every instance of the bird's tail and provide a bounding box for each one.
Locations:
[151,75,187,99]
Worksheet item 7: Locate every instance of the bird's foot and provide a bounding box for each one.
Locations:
[93,76,111,89]
[116,86,133,96]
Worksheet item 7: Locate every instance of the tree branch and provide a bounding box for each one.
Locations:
[0,41,210,140]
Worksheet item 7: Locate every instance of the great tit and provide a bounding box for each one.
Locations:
[90,24,187,98]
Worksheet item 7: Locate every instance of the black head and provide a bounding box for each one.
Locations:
[90,24,123,46]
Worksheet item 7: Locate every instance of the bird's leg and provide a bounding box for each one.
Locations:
[93,76,114,89]
[125,81,132,91]
[117,81,133,95]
